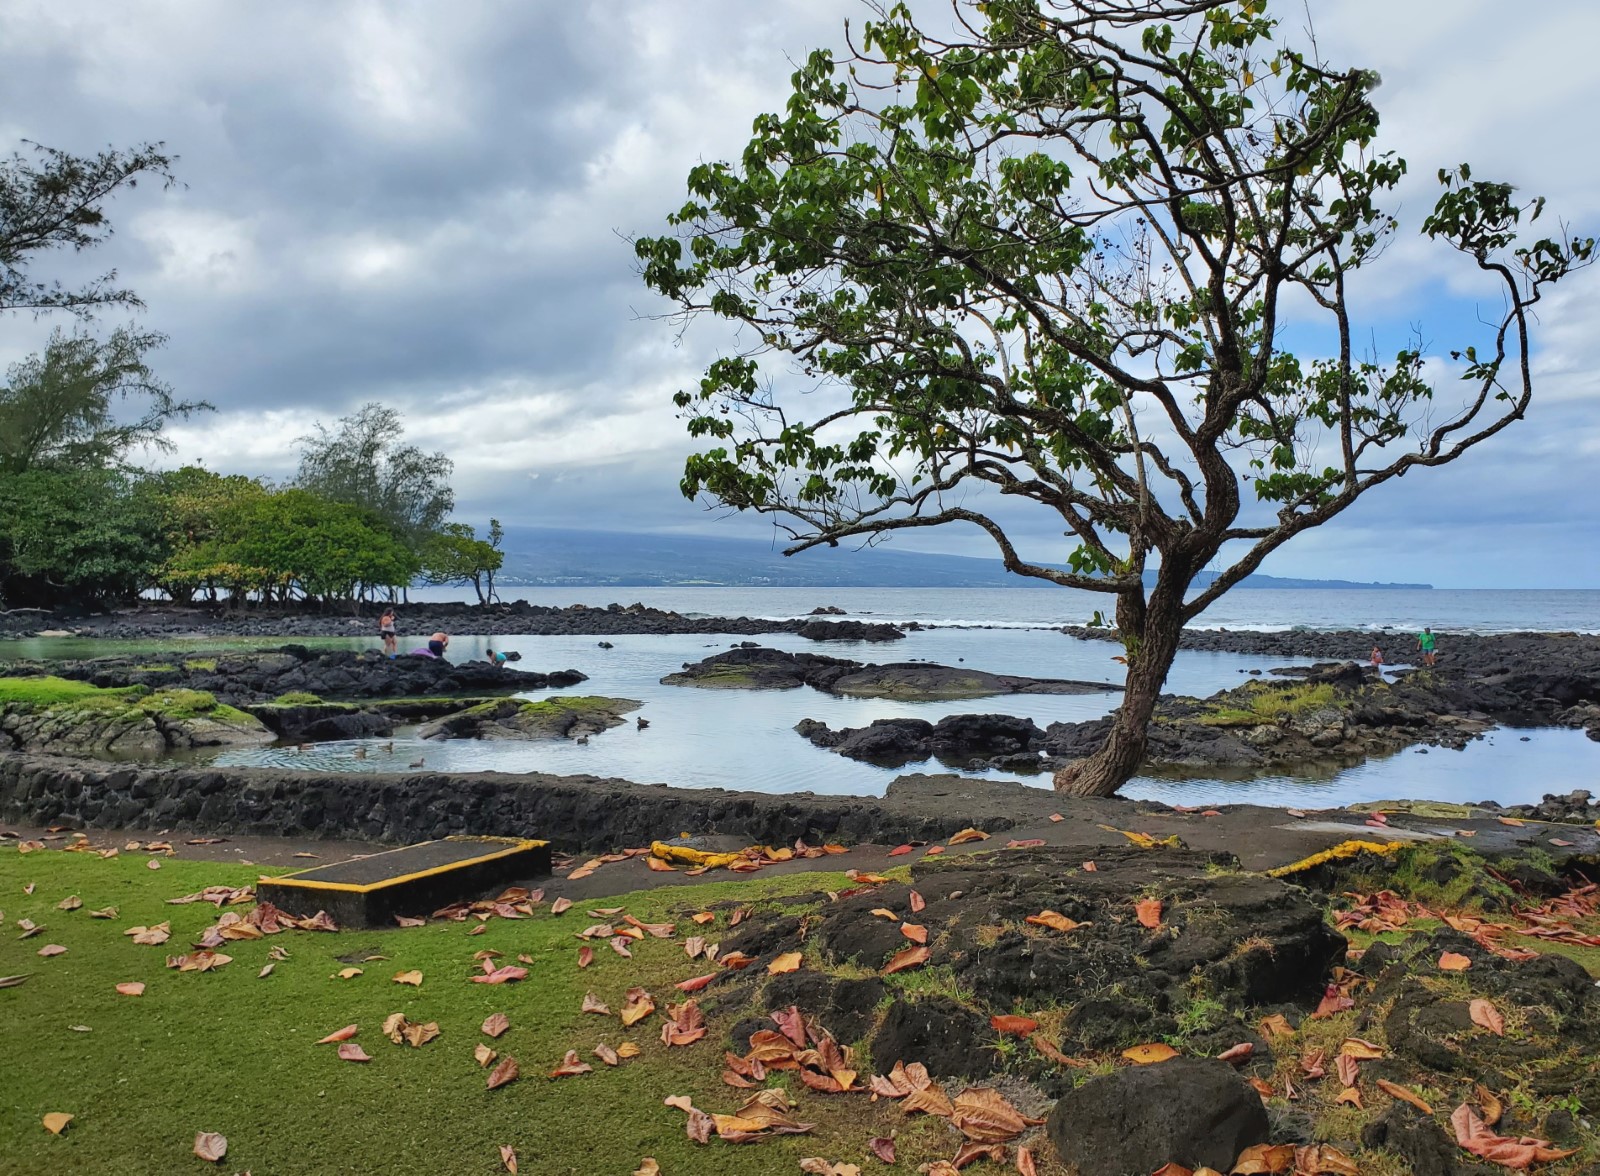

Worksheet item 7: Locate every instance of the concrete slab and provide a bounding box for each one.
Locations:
[257,835,549,928]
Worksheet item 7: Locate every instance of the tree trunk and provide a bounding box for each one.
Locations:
[1052,592,1185,798]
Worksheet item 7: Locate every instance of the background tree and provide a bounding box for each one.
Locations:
[0,468,162,606]
[420,519,504,604]
[637,0,1594,796]
[294,403,455,554]
[225,490,418,608]
[0,327,208,475]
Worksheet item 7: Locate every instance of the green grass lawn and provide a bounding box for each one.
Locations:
[0,847,943,1176]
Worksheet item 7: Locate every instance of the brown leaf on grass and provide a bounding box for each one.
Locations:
[473,965,528,985]
[1335,1053,1359,1087]
[660,1000,706,1047]
[1218,1042,1255,1065]
[193,1131,227,1162]
[17,918,41,938]
[549,896,572,915]
[1310,983,1355,1019]
[550,1049,593,1078]
[900,923,929,945]
[616,1041,641,1058]
[1135,897,1163,928]
[1339,1038,1385,1060]
[952,1142,1008,1167]
[392,969,423,986]
[768,951,803,974]
[1376,1080,1434,1115]
[36,944,67,957]
[475,1043,497,1068]
[56,895,82,911]
[595,1043,620,1066]
[610,936,634,958]
[581,992,611,1015]
[146,859,161,870]
[1335,1087,1362,1108]
[403,1021,439,1048]
[468,924,486,936]
[500,1144,518,1173]
[382,1012,409,1043]
[258,964,275,979]
[335,966,362,979]
[1230,1142,1295,1174]
[1247,1077,1274,1099]
[621,987,656,1027]
[870,1137,896,1163]
[1016,1146,1038,1176]
[1030,1035,1088,1067]
[1024,910,1083,932]
[41,1111,73,1135]
[634,1161,660,1176]
[1451,1103,1577,1168]
[691,910,717,926]
[1122,1042,1180,1064]
[773,1005,808,1048]
[88,906,118,919]
[127,922,171,946]
[718,951,756,969]
[948,828,989,844]
[576,946,594,969]
[675,972,718,994]
[487,1056,520,1089]
[316,1025,358,1044]
[1258,1014,1294,1039]
[337,1042,372,1062]
[0,975,31,988]
[990,1014,1039,1037]
[394,915,426,928]
[882,945,929,975]
[1475,1084,1504,1127]
[1292,1144,1360,1176]
[1469,999,1505,1036]
[902,1082,955,1118]
[1439,952,1473,972]
[111,980,146,997]
[684,935,706,959]
[951,1086,1041,1142]
[481,1011,510,1038]
[730,905,752,926]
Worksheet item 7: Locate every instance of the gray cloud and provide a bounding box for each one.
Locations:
[2,0,1597,587]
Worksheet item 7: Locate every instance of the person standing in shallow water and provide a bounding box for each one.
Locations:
[1417,627,1437,667]
[1369,644,1383,672]
[379,608,398,658]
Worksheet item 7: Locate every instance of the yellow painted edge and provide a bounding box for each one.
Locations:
[1266,838,1404,878]
[259,838,547,894]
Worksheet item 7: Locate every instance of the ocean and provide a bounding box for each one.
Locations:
[203,585,1600,809]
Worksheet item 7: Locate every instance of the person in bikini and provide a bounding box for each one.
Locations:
[379,607,398,657]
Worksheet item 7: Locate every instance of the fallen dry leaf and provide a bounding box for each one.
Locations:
[768,951,803,974]
[1439,951,1472,972]
[1338,1037,1384,1060]
[1450,1102,1577,1168]
[549,1049,593,1078]
[676,973,717,993]
[1469,998,1505,1036]
[1135,897,1163,929]
[1218,1042,1254,1065]
[475,1043,497,1068]
[1258,1014,1295,1039]
[1293,1144,1359,1176]
[193,1131,227,1162]
[392,969,423,986]
[88,906,118,919]
[1017,1145,1038,1176]
[36,944,67,958]
[403,1021,439,1048]
[594,1043,620,1066]
[581,992,611,1016]
[616,1041,641,1058]
[1335,1053,1360,1087]
[1230,1142,1295,1174]
[1475,1083,1503,1127]
[42,1112,72,1135]
[1495,816,1525,827]
[482,1012,510,1038]
[337,1042,372,1063]
[951,1086,1040,1142]
[1335,1087,1363,1109]
[871,1137,896,1164]
[900,923,928,945]
[634,1161,661,1176]
[56,895,82,911]
[316,1025,359,1044]
[948,827,989,844]
[0,975,30,988]
[660,1000,707,1047]
[909,889,926,913]
[1376,1080,1434,1115]
[621,987,656,1027]
[882,945,930,975]
[336,967,362,980]
[114,981,145,997]
[1122,1042,1180,1065]
[487,1056,520,1089]
[501,1143,518,1173]
[990,1015,1039,1037]
[1024,910,1082,933]
[258,964,275,979]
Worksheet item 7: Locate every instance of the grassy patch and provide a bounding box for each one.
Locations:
[0,676,143,708]
[182,658,218,672]
[1196,681,1338,728]
[272,691,324,706]
[2,848,1043,1176]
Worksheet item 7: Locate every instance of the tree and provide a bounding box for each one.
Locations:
[1,140,177,318]
[294,403,455,552]
[420,519,504,604]
[637,0,1594,796]
[226,489,418,607]
[0,468,163,607]
[139,466,270,603]
[0,328,209,475]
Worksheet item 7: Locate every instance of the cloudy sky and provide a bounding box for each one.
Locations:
[1,0,1597,588]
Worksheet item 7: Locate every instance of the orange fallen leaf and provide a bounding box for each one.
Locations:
[577,946,594,968]
[1495,816,1524,827]
[1017,1145,1038,1175]
[1081,860,1098,871]
[1025,910,1082,933]
[869,908,898,920]
[501,1143,518,1172]
[1475,1083,1503,1127]
[1122,1042,1180,1064]
[550,1049,593,1078]
[316,1025,359,1044]
[616,1041,641,1059]
[1230,1142,1295,1174]
[42,1112,72,1135]
[392,969,423,986]
[1257,1014,1295,1039]
[634,1161,661,1176]
[676,973,717,993]
[1438,952,1472,972]
[768,951,803,974]
[475,1043,497,1068]
[1135,897,1163,929]
[1469,998,1504,1036]
[1247,1076,1274,1099]
[1450,1102,1577,1167]
[990,1015,1039,1036]
[909,889,926,913]
[645,857,676,872]
[691,911,715,925]
[1376,1080,1433,1115]
[1217,1042,1254,1065]
[550,896,573,914]
[882,945,929,975]
[487,1056,520,1089]
[338,1042,372,1062]
[925,846,945,856]
[620,988,656,1027]
[900,923,928,945]
[1152,1166,1193,1176]
[193,1131,227,1162]
[582,992,610,1015]
[403,1021,439,1048]
[1335,1053,1359,1087]
[888,844,914,857]
[948,828,989,844]
[1335,1087,1363,1108]
[481,1012,510,1038]
[115,981,145,997]
[1339,1038,1384,1059]
[336,967,362,980]
[36,944,67,958]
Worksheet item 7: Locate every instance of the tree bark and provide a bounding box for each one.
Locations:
[1052,590,1185,797]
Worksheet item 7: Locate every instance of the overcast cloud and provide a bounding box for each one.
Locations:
[1,0,1596,587]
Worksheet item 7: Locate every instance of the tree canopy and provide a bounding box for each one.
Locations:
[638,0,1594,795]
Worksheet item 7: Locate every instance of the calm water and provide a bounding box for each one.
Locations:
[11,586,1597,806]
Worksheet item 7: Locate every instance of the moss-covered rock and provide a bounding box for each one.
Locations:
[415,695,641,741]
[0,675,271,756]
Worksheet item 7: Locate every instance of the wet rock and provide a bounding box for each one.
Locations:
[869,996,1001,1080]
[1046,1057,1271,1176]
[414,696,640,741]
[794,619,904,642]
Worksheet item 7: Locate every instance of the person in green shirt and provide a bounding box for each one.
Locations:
[1416,627,1437,667]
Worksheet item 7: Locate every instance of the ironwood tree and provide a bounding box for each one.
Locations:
[636,0,1594,796]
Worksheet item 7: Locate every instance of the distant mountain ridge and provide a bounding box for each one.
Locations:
[492,527,1431,590]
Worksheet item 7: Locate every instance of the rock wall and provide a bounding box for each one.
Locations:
[0,753,1039,853]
